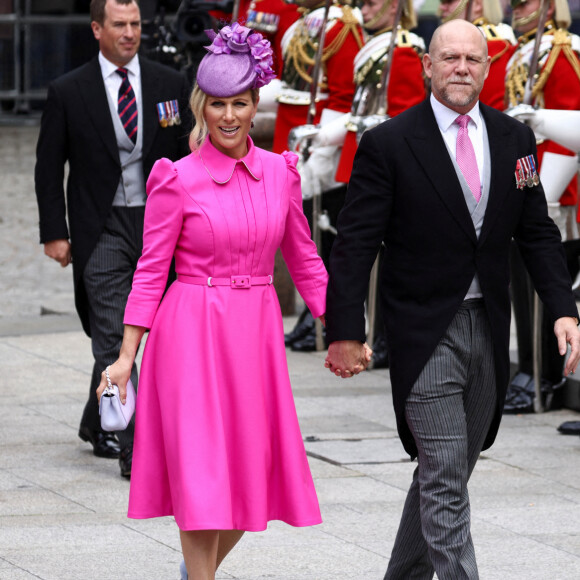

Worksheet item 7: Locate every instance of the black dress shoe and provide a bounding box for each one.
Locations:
[119,446,132,479]
[291,327,327,351]
[78,425,121,458]
[557,421,580,435]
[284,309,314,346]
[370,334,389,369]
[291,333,317,352]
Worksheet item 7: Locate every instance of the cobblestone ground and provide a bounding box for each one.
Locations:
[0,126,76,318]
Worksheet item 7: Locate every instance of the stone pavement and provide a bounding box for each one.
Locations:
[1,125,580,579]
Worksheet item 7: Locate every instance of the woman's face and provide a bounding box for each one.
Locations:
[203,90,258,159]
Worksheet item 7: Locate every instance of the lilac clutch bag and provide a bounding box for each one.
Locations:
[99,377,136,432]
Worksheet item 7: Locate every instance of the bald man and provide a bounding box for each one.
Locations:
[325,20,580,579]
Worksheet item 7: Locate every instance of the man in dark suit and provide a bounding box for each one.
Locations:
[35,0,191,478]
[325,19,580,579]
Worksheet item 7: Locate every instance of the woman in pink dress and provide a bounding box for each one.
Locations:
[97,24,330,579]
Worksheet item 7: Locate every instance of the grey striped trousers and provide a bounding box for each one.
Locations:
[385,300,497,580]
[80,207,145,449]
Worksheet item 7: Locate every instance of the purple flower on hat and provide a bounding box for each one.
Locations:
[203,23,275,89]
[247,33,277,88]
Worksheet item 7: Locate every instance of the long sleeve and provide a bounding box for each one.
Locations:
[513,126,578,321]
[279,152,328,318]
[35,81,70,243]
[326,129,392,342]
[124,158,185,328]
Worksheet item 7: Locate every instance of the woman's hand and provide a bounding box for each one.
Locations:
[97,324,147,404]
[363,342,373,363]
[97,359,133,405]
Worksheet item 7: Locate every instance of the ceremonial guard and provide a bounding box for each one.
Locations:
[328,0,426,363]
[285,0,426,354]
[271,0,364,154]
[266,0,363,351]
[505,0,580,406]
[506,0,580,221]
[439,0,518,110]
[334,0,426,183]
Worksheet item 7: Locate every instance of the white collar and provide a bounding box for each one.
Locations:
[430,93,481,133]
[98,52,141,80]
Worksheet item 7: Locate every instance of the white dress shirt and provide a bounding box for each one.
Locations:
[98,52,141,113]
[430,93,485,199]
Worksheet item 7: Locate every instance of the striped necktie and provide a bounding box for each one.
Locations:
[455,115,481,203]
[116,68,137,144]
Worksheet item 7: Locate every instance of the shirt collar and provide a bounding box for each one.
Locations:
[198,136,263,184]
[430,93,481,133]
[98,52,141,81]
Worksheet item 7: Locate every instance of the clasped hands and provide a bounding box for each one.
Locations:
[325,340,373,379]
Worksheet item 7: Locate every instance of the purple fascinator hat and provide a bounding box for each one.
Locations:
[196,23,276,97]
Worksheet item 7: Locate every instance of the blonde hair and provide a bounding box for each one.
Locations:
[189,86,209,152]
[188,86,260,152]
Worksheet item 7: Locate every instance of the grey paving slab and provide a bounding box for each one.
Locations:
[305,437,408,465]
[2,124,580,579]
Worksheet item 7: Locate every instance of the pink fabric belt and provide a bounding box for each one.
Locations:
[178,274,274,289]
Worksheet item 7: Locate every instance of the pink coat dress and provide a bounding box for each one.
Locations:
[124,137,328,531]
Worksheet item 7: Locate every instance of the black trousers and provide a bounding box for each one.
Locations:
[80,207,145,450]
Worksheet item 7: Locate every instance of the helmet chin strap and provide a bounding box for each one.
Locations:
[440,0,469,22]
[365,0,394,30]
[512,6,542,28]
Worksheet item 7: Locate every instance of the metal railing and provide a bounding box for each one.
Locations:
[0,0,92,112]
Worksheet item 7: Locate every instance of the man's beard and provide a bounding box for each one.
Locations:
[439,77,479,108]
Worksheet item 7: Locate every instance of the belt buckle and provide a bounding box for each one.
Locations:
[231,275,250,289]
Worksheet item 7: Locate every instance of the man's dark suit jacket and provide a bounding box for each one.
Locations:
[326,99,578,458]
[35,56,192,335]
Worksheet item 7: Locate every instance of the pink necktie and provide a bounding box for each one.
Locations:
[455,115,481,202]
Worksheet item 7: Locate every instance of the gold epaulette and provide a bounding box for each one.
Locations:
[473,17,514,65]
[533,28,580,100]
[506,54,527,107]
[323,5,364,61]
[473,17,497,41]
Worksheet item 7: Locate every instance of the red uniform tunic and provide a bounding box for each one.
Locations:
[506,22,580,211]
[244,0,301,77]
[474,19,517,111]
[272,4,364,154]
[335,29,426,183]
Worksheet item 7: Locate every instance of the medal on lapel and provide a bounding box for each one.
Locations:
[165,101,174,126]
[157,102,168,128]
[515,159,525,190]
[527,154,540,186]
[522,156,534,187]
[247,9,280,34]
[170,100,182,125]
[515,156,539,189]
[157,100,181,127]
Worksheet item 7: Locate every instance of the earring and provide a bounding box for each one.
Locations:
[251,120,255,129]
